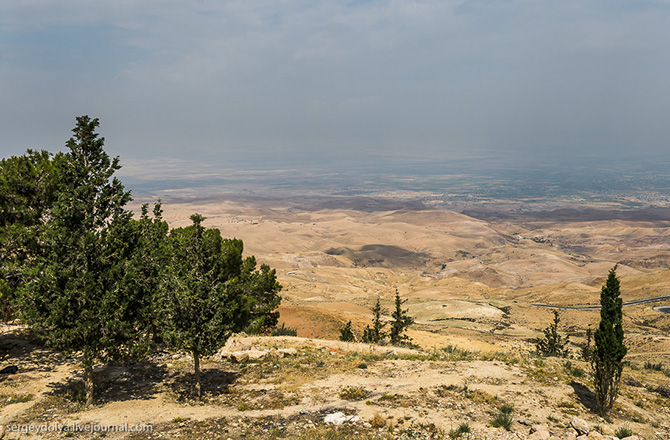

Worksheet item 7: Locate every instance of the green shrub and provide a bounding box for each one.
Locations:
[448,422,471,439]
[339,386,368,401]
[490,412,514,430]
[615,424,633,439]
[499,403,514,414]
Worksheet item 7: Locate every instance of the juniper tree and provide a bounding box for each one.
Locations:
[389,290,414,345]
[592,266,627,415]
[0,150,64,320]
[536,310,570,357]
[339,320,356,342]
[18,116,142,406]
[161,214,281,399]
[362,296,386,344]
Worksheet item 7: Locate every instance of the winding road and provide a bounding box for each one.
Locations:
[532,295,670,312]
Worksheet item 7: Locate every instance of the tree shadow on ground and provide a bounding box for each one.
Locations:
[46,361,170,404]
[571,380,597,412]
[168,367,239,402]
[0,326,77,380]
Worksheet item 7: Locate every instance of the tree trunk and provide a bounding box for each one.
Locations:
[193,350,201,400]
[84,365,94,406]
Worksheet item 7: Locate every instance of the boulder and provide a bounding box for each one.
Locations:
[571,417,590,436]
[563,431,577,440]
[600,426,615,437]
[278,348,298,357]
[587,431,604,440]
[529,429,551,440]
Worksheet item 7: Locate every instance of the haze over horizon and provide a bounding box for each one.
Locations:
[2,1,669,173]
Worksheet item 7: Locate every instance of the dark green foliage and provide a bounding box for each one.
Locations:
[270,324,297,336]
[362,296,386,344]
[0,150,64,320]
[592,266,627,415]
[389,290,414,345]
[16,116,142,405]
[161,213,281,399]
[536,310,570,357]
[582,327,593,362]
[339,320,356,342]
[123,202,169,344]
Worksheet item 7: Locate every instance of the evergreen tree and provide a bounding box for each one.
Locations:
[161,213,281,399]
[362,296,386,344]
[339,320,356,342]
[389,290,414,345]
[592,266,627,415]
[536,310,570,357]
[18,116,141,405]
[0,150,64,320]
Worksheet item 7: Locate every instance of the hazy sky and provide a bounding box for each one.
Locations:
[1,1,669,168]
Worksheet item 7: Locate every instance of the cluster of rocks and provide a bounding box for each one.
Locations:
[214,345,297,363]
[522,417,638,440]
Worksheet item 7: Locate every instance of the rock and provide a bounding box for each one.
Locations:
[603,436,619,440]
[324,412,360,425]
[587,431,604,440]
[531,424,550,434]
[518,419,534,427]
[624,436,640,440]
[529,429,551,440]
[217,349,269,363]
[563,431,577,440]
[600,426,615,437]
[571,417,590,436]
[278,348,297,357]
[0,365,18,374]
[577,436,588,440]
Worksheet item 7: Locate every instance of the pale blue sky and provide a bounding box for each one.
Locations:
[1,0,669,168]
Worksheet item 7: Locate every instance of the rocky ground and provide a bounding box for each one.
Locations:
[1,329,669,440]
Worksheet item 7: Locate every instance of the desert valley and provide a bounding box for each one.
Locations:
[2,165,670,439]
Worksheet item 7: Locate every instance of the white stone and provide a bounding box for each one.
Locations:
[324,412,360,425]
[571,417,590,436]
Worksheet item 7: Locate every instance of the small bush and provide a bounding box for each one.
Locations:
[370,413,386,428]
[564,361,585,378]
[449,422,472,439]
[339,386,368,401]
[237,402,249,411]
[490,412,514,430]
[615,424,634,439]
[271,324,298,336]
[644,361,664,371]
[357,363,368,369]
[499,403,514,414]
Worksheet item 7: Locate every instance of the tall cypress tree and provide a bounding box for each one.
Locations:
[362,296,386,344]
[592,265,627,415]
[18,116,141,406]
[389,290,414,345]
